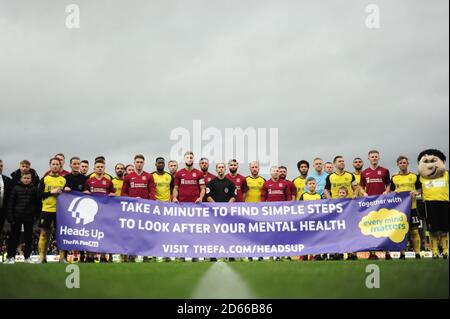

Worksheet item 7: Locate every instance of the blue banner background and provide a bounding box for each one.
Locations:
[56,192,412,257]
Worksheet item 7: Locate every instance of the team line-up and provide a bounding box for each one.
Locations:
[0,148,448,263]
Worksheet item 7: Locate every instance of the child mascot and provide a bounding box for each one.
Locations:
[417,149,449,259]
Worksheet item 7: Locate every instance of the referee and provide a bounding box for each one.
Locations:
[206,163,237,262]
[206,163,237,203]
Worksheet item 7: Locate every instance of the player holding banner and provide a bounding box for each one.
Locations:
[261,166,291,261]
[173,151,206,262]
[360,150,391,260]
[225,159,247,203]
[63,157,88,262]
[121,154,155,262]
[261,166,292,202]
[84,158,115,263]
[38,158,66,263]
[390,156,421,259]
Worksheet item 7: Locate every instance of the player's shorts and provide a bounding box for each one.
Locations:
[424,201,449,233]
[39,212,56,230]
[409,209,422,228]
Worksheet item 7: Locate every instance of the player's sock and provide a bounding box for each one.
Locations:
[410,229,421,254]
[439,233,449,256]
[59,250,67,261]
[38,233,48,262]
[430,233,440,257]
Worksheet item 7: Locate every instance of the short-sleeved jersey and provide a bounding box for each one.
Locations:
[261,179,292,202]
[360,166,390,196]
[64,173,88,193]
[245,176,266,202]
[225,173,248,202]
[152,171,174,202]
[206,177,237,202]
[304,171,328,196]
[325,171,356,199]
[203,172,216,185]
[39,175,67,212]
[89,172,113,180]
[353,172,362,186]
[353,172,363,197]
[85,176,115,195]
[390,172,418,209]
[174,168,205,202]
[112,178,124,197]
[417,171,449,202]
[293,176,306,201]
[202,172,217,202]
[121,172,155,199]
[299,192,322,201]
[44,169,70,177]
[281,178,296,200]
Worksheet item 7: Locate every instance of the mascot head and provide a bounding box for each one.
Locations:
[417,149,447,179]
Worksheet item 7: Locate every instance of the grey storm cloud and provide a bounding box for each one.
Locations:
[0,0,448,178]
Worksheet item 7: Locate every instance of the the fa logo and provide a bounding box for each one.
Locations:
[378,171,382,175]
[224,187,229,193]
[142,176,147,181]
[192,173,197,178]
[102,180,107,185]
[68,197,99,225]
[237,178,241,183]
[279,183,283,187]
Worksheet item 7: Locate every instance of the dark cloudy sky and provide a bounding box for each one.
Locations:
[0,0,448,178]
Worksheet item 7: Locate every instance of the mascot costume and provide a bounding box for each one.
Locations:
[417,149,449,259]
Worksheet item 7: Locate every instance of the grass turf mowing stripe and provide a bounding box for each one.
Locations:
[0,260,448,299]
[228,259,449,299]
[0,262,212,299]
[191,261,255,299]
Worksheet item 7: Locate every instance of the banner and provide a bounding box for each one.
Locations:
[56,192,412,258]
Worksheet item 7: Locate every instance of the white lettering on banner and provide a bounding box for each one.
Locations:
[172,223,211,233]
[162,245,189,254]
[63,239,98,248]
[248,221,298,233]
[137,220,170,232]
[187,244,306,255]
[299,220,346,231]
[119,218,171,232]
[213,223,246,234]
[120,201,151,213]
[359,196,402,208]
[193,245,227,254]
[123,204,344,218]
[59,226,104,240]
[162,206,210,217]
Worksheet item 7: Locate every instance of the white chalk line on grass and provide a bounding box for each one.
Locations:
[191,262,256,299]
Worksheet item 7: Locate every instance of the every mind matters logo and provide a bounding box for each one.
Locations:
[359,208,410,243]
[68,197,99,225]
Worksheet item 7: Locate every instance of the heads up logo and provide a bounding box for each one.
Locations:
[68,197,99,225]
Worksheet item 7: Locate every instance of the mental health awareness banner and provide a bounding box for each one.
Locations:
[56,192,412,258]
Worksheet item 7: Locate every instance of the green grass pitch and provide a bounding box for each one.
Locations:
[0,259,448,299]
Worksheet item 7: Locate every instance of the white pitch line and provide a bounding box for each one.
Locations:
[191,262,256,299]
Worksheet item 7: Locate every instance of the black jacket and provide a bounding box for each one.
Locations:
[7,183,40,222]
[1,174,14,215]
[11,168,40,187]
